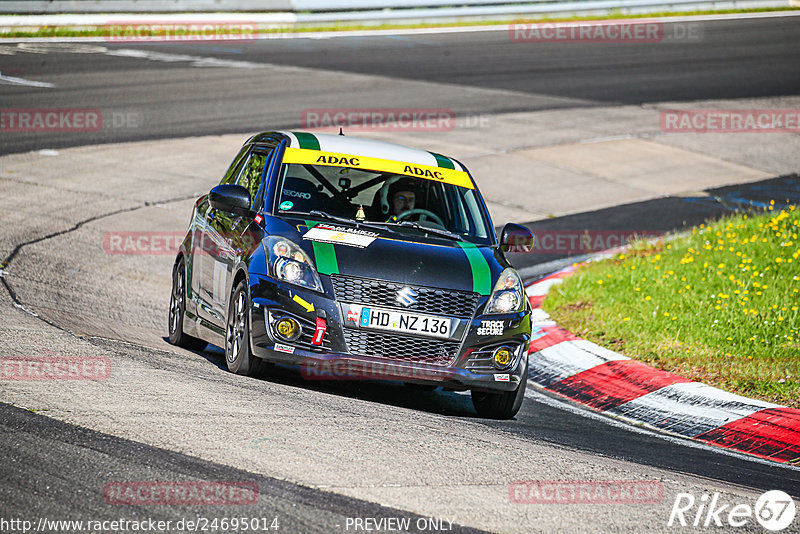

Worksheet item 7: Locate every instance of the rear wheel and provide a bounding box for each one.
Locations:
[168,258,207,351]
[471,357,528,419]
[225,280,268,377]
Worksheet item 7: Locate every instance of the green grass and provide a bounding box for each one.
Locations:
[2,7,798,39]
[544,204,800,408]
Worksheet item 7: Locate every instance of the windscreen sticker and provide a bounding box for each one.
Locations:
[279,200,293,210]
[292,131,321,150]
[282,147,474,189]
[303,224,377,249]
[429,151,456,170]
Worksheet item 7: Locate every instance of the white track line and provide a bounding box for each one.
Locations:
[0,72,54,87]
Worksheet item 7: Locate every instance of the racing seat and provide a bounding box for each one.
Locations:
[280,177,328,213]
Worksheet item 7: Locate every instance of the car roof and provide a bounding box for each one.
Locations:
[275,131,467,173]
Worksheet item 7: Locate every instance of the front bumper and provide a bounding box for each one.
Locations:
[248,273,530,392]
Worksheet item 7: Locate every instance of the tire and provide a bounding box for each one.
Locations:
[225,279,267,377]
[168,258,207,351]
[471,356,528,420]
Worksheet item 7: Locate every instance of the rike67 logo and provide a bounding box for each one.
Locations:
[668,490,796,531]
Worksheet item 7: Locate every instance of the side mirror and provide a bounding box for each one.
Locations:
[209,184,253,216]
[500,223,534,253]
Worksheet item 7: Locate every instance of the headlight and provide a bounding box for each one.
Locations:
[264,237,323,292]
[484,268,524,315]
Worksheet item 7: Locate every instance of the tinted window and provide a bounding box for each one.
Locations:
[220,145,250,185]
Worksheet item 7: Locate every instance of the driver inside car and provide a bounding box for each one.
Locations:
[387,178,418,221]
[392,191,415,217]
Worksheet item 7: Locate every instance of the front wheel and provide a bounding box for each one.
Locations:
[471,357,528,419]
[225,280,267,377]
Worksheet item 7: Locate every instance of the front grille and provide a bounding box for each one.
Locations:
[331,275,479,319]
[343,329,460,366]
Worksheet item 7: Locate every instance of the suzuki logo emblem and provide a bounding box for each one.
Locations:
[396,287,418,308]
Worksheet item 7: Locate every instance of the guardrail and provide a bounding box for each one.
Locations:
[0,0,791,14]
[0,0,792,31]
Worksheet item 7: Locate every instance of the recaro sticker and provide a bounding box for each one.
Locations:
[282,147,474,189]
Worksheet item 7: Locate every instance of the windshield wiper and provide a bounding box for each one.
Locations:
[384,220,465,242]
[307,211,464,241]
[307,210,394,234]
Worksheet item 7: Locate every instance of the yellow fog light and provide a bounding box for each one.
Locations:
[493,346,513,368]
[276,317,301,341]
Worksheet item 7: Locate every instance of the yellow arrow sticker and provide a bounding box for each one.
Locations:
[292,294,315,313]
[282,147,474,189]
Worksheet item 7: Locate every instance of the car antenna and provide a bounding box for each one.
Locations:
[339,127,345,136]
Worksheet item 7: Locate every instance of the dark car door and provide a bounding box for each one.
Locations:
[200,147,274,327]
[191,144,249,327]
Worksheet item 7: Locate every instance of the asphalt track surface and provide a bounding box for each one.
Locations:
[1,15,800,533]
[1,16,799,155]
[0,403,487,534]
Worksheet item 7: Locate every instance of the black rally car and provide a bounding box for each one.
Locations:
[169,131,534,418]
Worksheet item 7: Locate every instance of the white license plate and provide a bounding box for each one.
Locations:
[353,306,453,338]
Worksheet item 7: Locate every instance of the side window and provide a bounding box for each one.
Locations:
[459,189,488,238]
[220,145,250,185]
[236,150,273,209]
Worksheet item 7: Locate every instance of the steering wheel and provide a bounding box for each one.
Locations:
[388,209,445,228]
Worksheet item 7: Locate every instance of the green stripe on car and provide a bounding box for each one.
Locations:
[293,132,321,150]
[428,152,455,170]
[457,242,492,295]
[304,220,339,275]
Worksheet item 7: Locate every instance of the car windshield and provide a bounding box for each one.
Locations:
[273,153,494,245]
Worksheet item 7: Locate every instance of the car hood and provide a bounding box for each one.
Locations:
[277,219,502,295]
